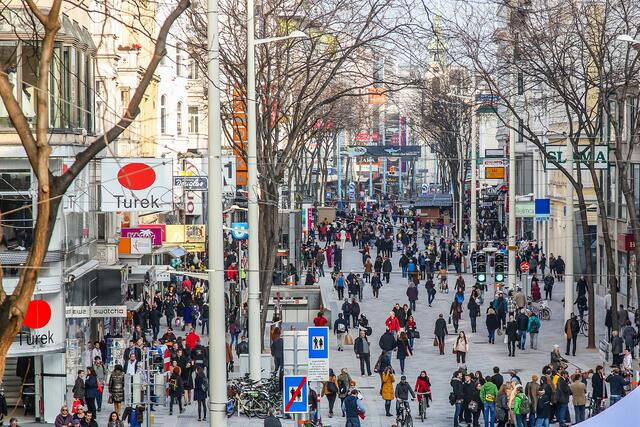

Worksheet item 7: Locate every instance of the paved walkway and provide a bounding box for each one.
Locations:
[13,238,615,427]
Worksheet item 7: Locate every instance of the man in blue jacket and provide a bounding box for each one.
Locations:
[342,389,365,426]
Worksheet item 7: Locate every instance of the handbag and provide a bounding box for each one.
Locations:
[448,316,452,325]
[433,337,439,347]
[412,330,421,339]
[108,395,114,404]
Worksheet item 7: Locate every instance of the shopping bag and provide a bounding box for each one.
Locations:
[433,337,439,347]
[344,332,354,345]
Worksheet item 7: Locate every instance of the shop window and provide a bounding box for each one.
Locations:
[0,195,34,250]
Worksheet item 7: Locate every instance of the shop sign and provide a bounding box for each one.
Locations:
[515,201,535,218]
[121,227,163,246]
[535,198,551,220]
[66,305,128,318]
[485,167,505,179]
[544,144,609,170]
[618,233,636,252]
[10,293,64,354]
[185,225,206,242]
[181,243,205,252]
[101,158,173,211]
[118,237,152,255]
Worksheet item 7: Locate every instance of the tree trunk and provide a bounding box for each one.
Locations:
[258,178,281,349]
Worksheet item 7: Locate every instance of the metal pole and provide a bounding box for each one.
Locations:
[564,139,574,323]
[337,133,342,207]
[470,104,478,250]
[246,0,262,382]
[369,127,373,198]
[508,116,517,290]
[207,0,228,420]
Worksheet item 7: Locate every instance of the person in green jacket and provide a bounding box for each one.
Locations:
[479,377,498,427]
[513,384,528,427]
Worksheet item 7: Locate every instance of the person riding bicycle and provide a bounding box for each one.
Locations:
[415,371,432,409]
[395,375,416,416]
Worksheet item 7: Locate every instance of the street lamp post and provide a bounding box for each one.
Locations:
[206,0,227,423]
[246,0,306,380]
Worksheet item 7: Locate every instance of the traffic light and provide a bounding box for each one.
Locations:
[495,252,505,283]
[476,253,487,283]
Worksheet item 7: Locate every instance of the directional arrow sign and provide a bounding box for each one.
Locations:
[283,376,308,414]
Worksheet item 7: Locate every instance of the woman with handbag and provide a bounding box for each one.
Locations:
[434,313,448,355]
[453,331,470,367]
[322,369,339,417]
[396,332,413,375]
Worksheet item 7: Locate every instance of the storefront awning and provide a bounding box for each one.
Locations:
[66,260,99,281]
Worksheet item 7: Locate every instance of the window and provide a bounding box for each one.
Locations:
[632,164,640,212]
[176,101,183,135]
[21,43,39,128]
[160,95,167,134]
[50,43,62,128]
[0,169,33,250]
[188,57,199,79]
[188,106,199,134]
[121,89,130,138]
[0,41,18,128]
[85,54,93,133]
[176,43,183,77]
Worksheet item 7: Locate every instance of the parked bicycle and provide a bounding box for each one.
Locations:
[579,318,589,337]
[527,298,551,320]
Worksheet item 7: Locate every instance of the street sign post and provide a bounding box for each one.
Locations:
[230,222,248,240]
[520,261,530,273]
[283,375,308,414]
[307,327,329,381]
[421,183,428,196]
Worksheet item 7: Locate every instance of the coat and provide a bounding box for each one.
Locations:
[85,375,99,399]
[108,370,125,403]
[570,380,587,406]
[453,337,469,353]
[486,313,499,331]
[381,372,395,401]
[72,376,85,399]
[591,372,608,399]
[406,286,419,301]
[434,318,448,337]
[194,373,208,401]
[396,339,412,359]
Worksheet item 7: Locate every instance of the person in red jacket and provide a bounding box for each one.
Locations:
[415,370,432,408]
[227,263,239,282]
[313,312,328,327]
[185,329,200,351]
[385,312,401,337]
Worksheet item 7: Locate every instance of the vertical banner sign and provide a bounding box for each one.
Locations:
[233,86,248,187]
[307,327,329,381]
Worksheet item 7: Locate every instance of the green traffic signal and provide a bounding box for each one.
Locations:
[477,273,487,283]
[495,273,504,283]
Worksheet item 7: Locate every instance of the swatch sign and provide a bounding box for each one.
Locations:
[101,158,173,212]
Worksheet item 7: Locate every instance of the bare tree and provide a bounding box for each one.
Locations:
[0,0,190,377]
[187,0,415,339]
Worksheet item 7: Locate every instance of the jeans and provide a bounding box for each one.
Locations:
[610,395,622,405]
[454,402,463,427]
[166,316,174,328]
[428,291,435,305]
[402,266,408,278]
[483,402,496,427]
[152,323,160,340]
[488,329,496,344]
[515,414,526,427]
[528,413,536,427]
[456,351,466,364]
[399,357,406,373]
[574,405,585,423]
[385,400,392,415]
[535,418,549,427]
[97,391,103,411]
[470,316,477,332]
[557,403,569,426]
[566,337,577,356]
[530,332,538,349]
[274,356,283,373]
[409,300,416,311]
[359,353,371,375]
[345,417,361,426]
[517,330,527,349]
[318,264,325,277]
[326,393,336,414]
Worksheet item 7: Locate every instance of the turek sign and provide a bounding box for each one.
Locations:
[101,159,173,212]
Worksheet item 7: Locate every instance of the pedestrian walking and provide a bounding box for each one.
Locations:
[506,315,518,357]
[450,298,463,334]
[349,298,361,329]
[453,331,469,367]
[516,309,529,350]
[168,367,184,415]
[396,332,412,375]
[534,385,551,427]
[342,389,365,426]
[480,376,498,427]
[271,328,284,373]
[591,365,607,415]
[371,273,382,298]
[525,375,539,427]
[468,297,480,333]
[107,365,125,416]
[434,313,448,355]
[528,312,541,350]
[382,256,392,283]
[337,368,353,416]
[84,368,98,419]
[354,329,372,376]
[406,282,419,312]
[513,385,529,427]
[486,308,499,344]
[425,276,436,306]
[334,313,349,351]
[555,371,571,427]
[194,367,208,422]
[335,273,345,300]
[322,369,339,417]
[406,315,417,349]
[564,313,579,356]
[450,371,464,427]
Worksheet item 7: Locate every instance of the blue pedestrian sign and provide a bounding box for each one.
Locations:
[308,327,329,359]
[283,375,308,414]
[307,327,329,381]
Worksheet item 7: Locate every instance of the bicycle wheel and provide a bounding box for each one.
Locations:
[541,308,551,321]
[406,414,414,427]
[252,399,271,419]
[580,321,589,337]
[420,400,425,422]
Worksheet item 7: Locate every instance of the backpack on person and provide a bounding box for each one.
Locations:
[338,379,348,395]
[518,394,531,413]
[530,319,540,333]
[337,323,346,333]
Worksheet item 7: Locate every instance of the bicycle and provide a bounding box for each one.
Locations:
[417,392,429,422]
[528,298,551,320]
[579,318,589,337]
[396,399,414,427]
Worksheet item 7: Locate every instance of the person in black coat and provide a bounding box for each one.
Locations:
[168,368,184,415]
[434,314,448,355]
[591,365,607,415]
[395,332,413,375]
[193,367,208,421]
[84,368,99,419]
[462,374,476,425]
[505,315,518,357]
[467,298,480,333]
[486,308,499,344]
[148,305,162,341]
